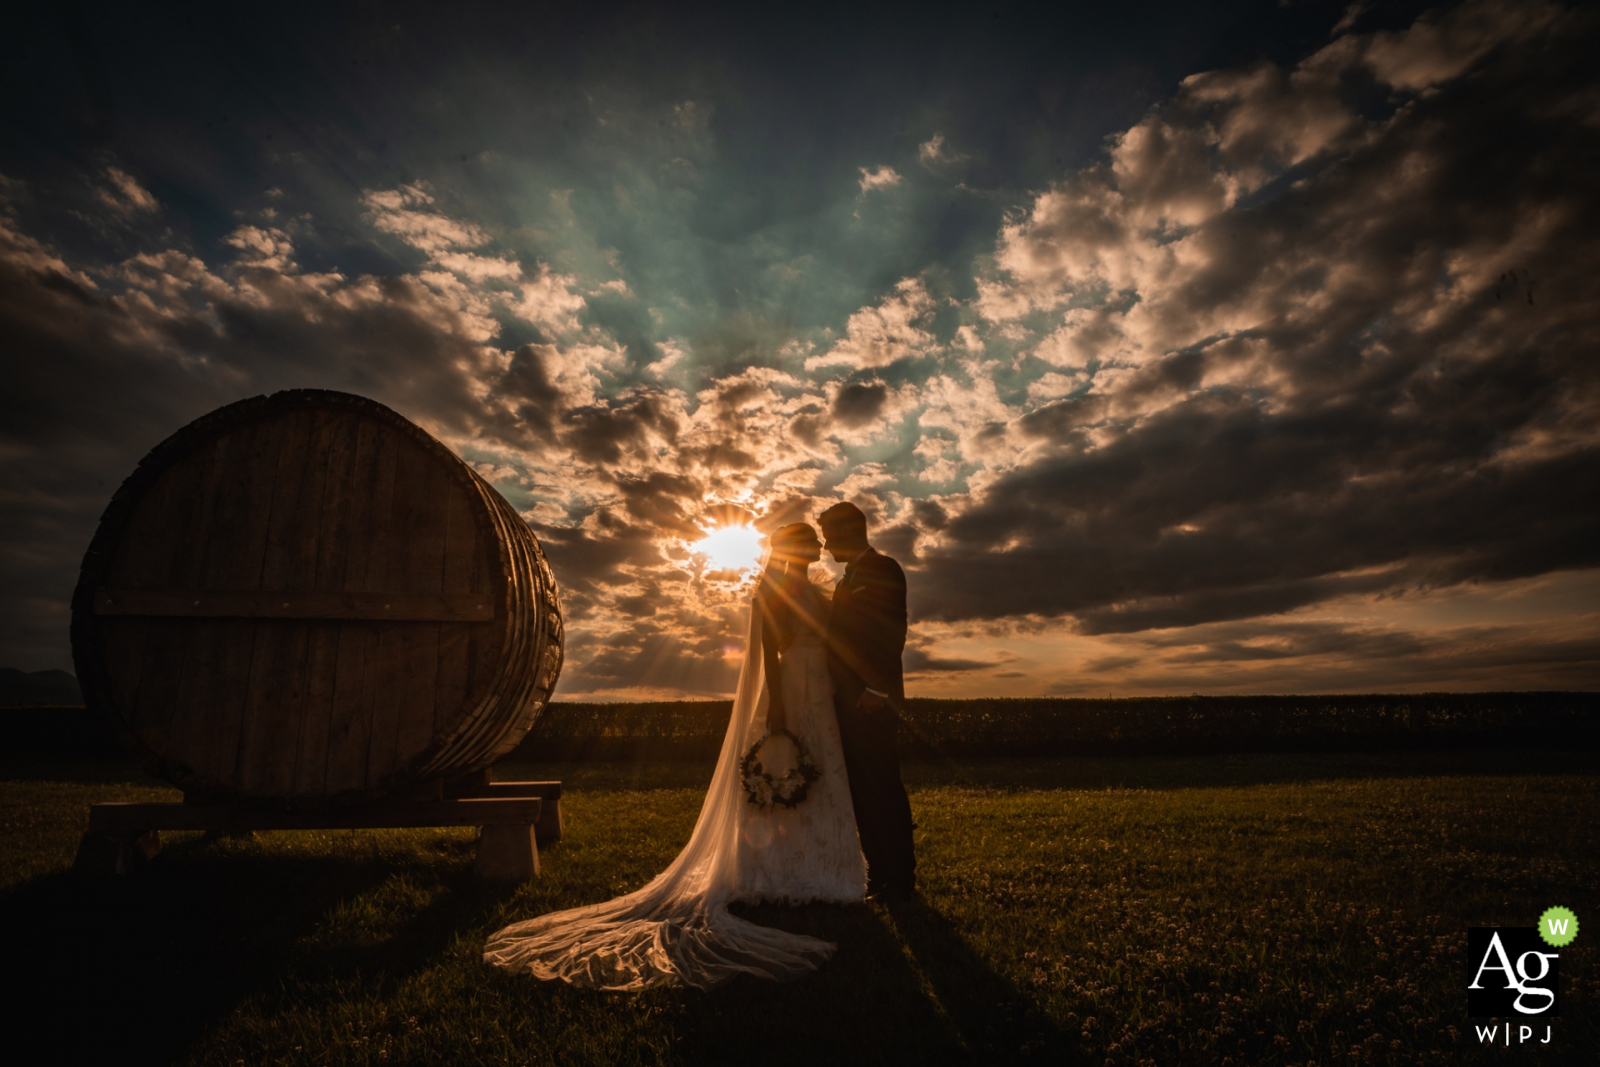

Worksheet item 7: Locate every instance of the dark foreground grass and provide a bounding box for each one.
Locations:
[0,751,1595,1065]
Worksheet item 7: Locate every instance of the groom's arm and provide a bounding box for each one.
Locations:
[851,554,907,703]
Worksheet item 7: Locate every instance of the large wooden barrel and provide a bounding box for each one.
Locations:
[70,389,564,807]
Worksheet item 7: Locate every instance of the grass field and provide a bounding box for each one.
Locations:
[1,751,1595,1065]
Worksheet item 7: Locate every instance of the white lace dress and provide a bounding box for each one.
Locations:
[732,582,867,904]
[483,578,864,990]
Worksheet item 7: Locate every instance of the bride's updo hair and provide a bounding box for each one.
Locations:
[762,523,821,643]
[769,522,818,560]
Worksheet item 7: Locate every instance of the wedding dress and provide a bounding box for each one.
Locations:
[483,575,866,991]
[732,579,866,904]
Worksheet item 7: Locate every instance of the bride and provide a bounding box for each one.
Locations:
[483,523,866,990]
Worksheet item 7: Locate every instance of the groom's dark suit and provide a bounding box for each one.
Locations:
[827,547,916,895]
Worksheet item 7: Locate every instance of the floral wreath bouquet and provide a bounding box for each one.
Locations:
[740,728,822,810]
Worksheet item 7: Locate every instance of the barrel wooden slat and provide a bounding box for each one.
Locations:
[104,432,202,752]
[187,419,282,784]
[393,439,449,595]
[297,411,364,798]
[435,622,472,746]
[144,432,236,756]
[202,416,278,591]
[169,419,233,589]
[453,483,494,744]
[72,389,564,808]
[261,408,324,592]
[293,621,341,797]
[239,621,307,795]
[128,619,193,764]
[100,622,148,725]
[238,409,322,795]
[168,618,254,789]
[371,423,408,791]
[270,410,341,794]
[106,438,183,588]
[463,486,547,764]
[377,441,430,777]
[387,445,449,776]
[352,416,401,595]
[327,420,399,795]
[366,626,406,786]
[447,487,519,767]
[432,483,480,749]
[312,409,364,594]
[325,623,375,796]
[146,430,235,784]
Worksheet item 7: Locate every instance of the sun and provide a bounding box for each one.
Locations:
[692,524,764,572]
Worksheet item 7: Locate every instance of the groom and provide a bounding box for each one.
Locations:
[818,502,916,899]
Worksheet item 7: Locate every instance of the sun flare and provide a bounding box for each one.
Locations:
[692,524,764,572]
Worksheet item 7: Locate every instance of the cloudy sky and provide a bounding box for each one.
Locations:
[2,0,1597,699]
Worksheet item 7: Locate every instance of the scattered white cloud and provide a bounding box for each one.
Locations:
[363,183,491,253]
[96,167,159,217]
[917,134,970,168]
[224,225,295,272]
[806,278,935,369]
[1357,0,1561,91]
[513,262,587,332]
[858,164,903,193]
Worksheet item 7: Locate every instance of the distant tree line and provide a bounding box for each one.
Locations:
[507,692,1598,761]
[4,691,1595,762]
[0,669,83,707]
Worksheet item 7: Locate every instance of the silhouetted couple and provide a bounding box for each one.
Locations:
[485,502,915,989]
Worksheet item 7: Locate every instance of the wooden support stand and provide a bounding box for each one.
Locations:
[73,779,563,882]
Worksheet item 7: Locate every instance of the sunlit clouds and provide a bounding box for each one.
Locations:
[1,0,1596,698]
[692,525,764,575]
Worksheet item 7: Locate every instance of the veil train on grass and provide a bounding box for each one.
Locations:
[483,554,837,991]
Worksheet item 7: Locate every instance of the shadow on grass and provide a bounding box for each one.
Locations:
[660,897,1075,1066]
[884,896,1072,1061]
[0,834,520,1066]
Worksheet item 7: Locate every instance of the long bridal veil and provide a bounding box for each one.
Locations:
[483,577,838,991]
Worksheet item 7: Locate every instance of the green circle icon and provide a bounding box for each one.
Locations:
[1539,906,1578,947]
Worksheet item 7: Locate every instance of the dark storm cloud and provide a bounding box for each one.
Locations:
[565,395,682,466]
[568,623,742,696]
[831,381,889,427]
[903,651,995,673]
[1071,613,1600,694]
[902,643,1010,674]
[610,472,703,537]
[913,1,1600,639]
[495,345,569,445]
[531,514,667,597]
[1072,571,1404,636]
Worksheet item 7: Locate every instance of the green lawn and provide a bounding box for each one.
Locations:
[1,751,1595,1065]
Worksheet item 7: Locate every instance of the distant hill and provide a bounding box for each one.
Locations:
[0,669,83,706]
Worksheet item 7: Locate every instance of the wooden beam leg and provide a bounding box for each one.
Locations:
[475,823,539,881]
[74,830,161,875]
[534,797,563,846]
